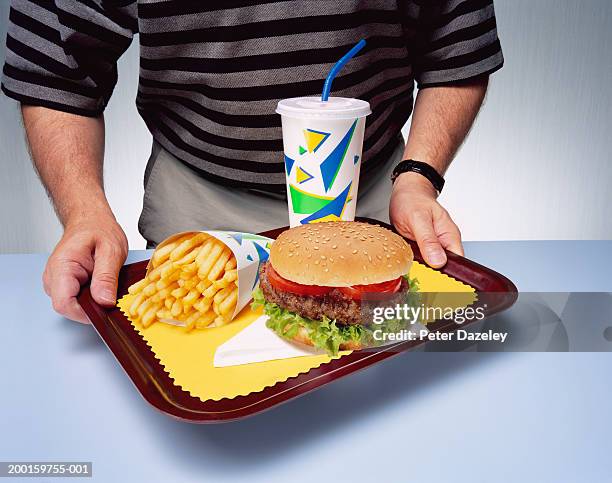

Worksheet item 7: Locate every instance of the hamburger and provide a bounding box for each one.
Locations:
[252,221,419,355]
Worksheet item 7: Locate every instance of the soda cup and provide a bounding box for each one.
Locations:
[276,97,371,227]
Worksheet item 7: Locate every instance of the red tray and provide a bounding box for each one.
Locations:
[78,218,517,422]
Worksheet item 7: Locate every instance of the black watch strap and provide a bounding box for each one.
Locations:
[391,159,445,193]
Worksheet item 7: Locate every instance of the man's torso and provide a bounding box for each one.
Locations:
[134,0,418,192]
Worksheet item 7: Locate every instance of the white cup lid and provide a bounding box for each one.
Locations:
[276,96,371,120]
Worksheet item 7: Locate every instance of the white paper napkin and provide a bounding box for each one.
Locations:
[213,315,325,367]
[213,315,430,367]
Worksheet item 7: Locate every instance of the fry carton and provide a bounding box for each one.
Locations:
[126,231,273,330]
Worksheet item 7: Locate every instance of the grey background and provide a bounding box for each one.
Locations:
[0,0,610,253]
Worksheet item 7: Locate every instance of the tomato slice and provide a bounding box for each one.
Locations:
[266,264,403,300]
[339,277,403,301]
[267,264,332,297]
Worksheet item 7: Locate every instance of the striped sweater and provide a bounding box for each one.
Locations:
[1,0,504,193]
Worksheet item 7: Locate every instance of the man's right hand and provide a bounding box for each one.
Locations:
[43,215,128,323]
[20,106,124,323]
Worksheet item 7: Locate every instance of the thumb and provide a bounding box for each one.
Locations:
[90,241,125,306]
[410,210,447,268]
[435,215,464,257]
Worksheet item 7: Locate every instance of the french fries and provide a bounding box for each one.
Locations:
[126,233,239,331]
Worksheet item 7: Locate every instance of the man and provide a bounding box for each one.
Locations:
[1,1,503,322]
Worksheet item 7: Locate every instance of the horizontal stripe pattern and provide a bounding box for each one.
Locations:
[2,0,503,191]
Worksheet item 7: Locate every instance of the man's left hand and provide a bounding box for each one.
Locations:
[389,172,463,268]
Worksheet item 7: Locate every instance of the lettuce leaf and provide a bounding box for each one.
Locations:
[404,274,420,293]
[252,275,420,356]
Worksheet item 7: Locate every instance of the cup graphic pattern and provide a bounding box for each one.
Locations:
[282,116,367,226]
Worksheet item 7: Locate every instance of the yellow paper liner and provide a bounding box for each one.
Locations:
[117,261,475,401]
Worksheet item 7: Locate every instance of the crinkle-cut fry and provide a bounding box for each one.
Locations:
[212,271,236,290]
[170,299,183,317]
[211,279,229,290]
[169,233,208,262]
[195,239,214,267]
[183,311,201,332]
[173,244,203,266]
[194,297,212,314]
[156,308,172,319]
[196,279,212,293]
[156,270,180,290]
[218,289,238,317]
[129,293,145,316]
[142,281,158,297]
[195,310,216,329]
[207,249,232,282]
[161,262,178,279]
[197,241,224,278]
[183,288,199,306]
[170,286,188,298]
[148,259,172,281]
[177,306,195,325]
[211,315,228,327]
[128,278,147,294]
[151,244,175,268]
[151,283,178,303]
[179,271,193,281]
[213,285,234,306]
[224,257,237,270]
[182,277,198,290]
[181,261,199,274]
[150,233,192,267]
[202,282,220,300]
[137,298,154,318]
[224,269,237,282]
[142,303,162,327]
[213,286,236,317]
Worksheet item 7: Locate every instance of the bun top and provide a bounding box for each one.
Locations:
[269,222,413,287]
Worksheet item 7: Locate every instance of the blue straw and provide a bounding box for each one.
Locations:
[321,39,366,102]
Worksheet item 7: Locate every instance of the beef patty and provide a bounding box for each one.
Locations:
[259,262,397,326]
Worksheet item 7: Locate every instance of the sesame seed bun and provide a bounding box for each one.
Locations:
[269,221,413,287]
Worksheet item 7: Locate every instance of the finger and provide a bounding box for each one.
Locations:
[91,241,126,306]
[435,215,464,257]
[409,210,447,268]
[48,263,90,323]
[54,295,89,324]
[42,265,51,296]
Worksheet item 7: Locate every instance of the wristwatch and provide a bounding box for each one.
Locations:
[390,159,445,193]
